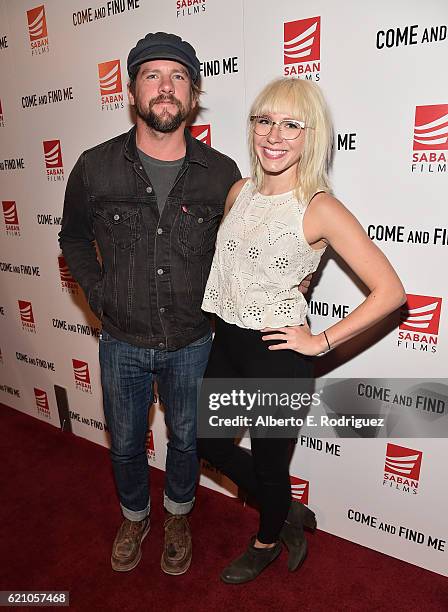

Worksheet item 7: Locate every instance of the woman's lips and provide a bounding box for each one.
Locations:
[261,147,288,160]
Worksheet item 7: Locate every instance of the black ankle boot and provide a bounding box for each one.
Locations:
[280,522,307,572]
[286,501,317,531]
[280,501,317,572]
[220,537,282,584]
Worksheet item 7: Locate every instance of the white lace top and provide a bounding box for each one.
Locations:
[202,180,326,329]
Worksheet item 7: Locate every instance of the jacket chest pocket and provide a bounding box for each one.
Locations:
[94,204,141,250]
[179,204,222,254]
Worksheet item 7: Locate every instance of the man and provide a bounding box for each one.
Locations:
[59,32,241,576]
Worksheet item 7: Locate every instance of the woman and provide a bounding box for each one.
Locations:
[198,78,406,584]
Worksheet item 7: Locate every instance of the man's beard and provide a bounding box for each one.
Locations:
[136,94,190,133]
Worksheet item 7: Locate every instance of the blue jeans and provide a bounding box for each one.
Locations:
[99,328,212,521]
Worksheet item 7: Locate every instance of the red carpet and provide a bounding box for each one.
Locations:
[1,403,447,612]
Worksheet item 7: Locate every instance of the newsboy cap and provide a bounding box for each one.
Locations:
[127,32,201,83]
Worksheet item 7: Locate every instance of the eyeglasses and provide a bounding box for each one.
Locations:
[250,115,314,140]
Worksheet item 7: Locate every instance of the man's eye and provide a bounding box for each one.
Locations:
[173,74,186,80]
[145,74,157,79]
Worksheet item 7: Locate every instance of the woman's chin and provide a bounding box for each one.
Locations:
[258,161,289,176]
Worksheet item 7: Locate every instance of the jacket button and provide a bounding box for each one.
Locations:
[158,342,165,349]
[157,268,164,275]
[157,228,163,235]
[146,186,153,194]
[159,307,165,313]
[113,214,120,221]
[198,217,204,223]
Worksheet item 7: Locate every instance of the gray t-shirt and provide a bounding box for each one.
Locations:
[138,148,184,215]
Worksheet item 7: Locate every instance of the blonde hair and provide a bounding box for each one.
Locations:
[248,78,333,205]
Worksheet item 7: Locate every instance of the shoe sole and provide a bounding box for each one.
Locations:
[111,520,151,572]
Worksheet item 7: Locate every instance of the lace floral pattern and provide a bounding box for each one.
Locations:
[202,180,326,329]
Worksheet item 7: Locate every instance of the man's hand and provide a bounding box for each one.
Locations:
[298,273,313,294]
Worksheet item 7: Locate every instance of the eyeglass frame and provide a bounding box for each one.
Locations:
[249,115,315,140]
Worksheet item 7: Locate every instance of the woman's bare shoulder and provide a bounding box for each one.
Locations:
[223,177,251,217]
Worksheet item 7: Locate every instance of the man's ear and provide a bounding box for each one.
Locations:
[190,92,198,111]
[127,84,135,107]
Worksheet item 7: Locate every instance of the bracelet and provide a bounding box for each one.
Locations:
[316,331,332,357]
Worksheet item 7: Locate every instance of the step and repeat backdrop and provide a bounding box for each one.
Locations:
[0,0,447,576]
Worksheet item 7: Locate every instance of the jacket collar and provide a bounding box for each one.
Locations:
[123,125,208,168]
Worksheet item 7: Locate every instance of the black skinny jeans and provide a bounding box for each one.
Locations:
[197,316,313,544]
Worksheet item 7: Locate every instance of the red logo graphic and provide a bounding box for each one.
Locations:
[413,105,448,151]
[72,359,91,384]
[290,475,309,504]
[146,429,156,462]
[27,5,48,42]
[58,256,75,283]
[18,300,34,324]
[400,295,442,336]
[0,99,3,114]
[98,60,123,96]
[146,429,155,452]
[43,140,63,168]
[384,443,423,481]
[284,17,320,64]
[188,124,211,145]
[34,387,50,414]
[2,201,19,226]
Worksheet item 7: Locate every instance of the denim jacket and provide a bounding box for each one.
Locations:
[59,126,241,349]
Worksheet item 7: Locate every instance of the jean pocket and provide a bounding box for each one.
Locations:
[94,204,142,250]
[188,330,213,347]
[179,204,222,254]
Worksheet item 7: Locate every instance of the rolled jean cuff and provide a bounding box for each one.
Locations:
[121,501,150,522]
[164,492,195,515]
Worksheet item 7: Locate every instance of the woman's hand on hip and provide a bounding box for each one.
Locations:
[260,323,326,356]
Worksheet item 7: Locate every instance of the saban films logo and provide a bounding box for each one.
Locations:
[58,256,78,294]
[98,60,124,111]
[284,17,321,80]
[27,5,49,55]
[176,0,206,18]
[398,294,442,354]
[188,124,211,145]
[43,140,64,181]
[2,201,20,236]
[383,443,422,495]
[411,105,448,174]
[18,300,36,333]
[34,387,50,418]
[146,429,156,463]
[290,475,309,504]
[72,359,92,394]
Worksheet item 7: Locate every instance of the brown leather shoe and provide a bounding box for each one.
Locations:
[161,514,192,575]
[111,517,150,572]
